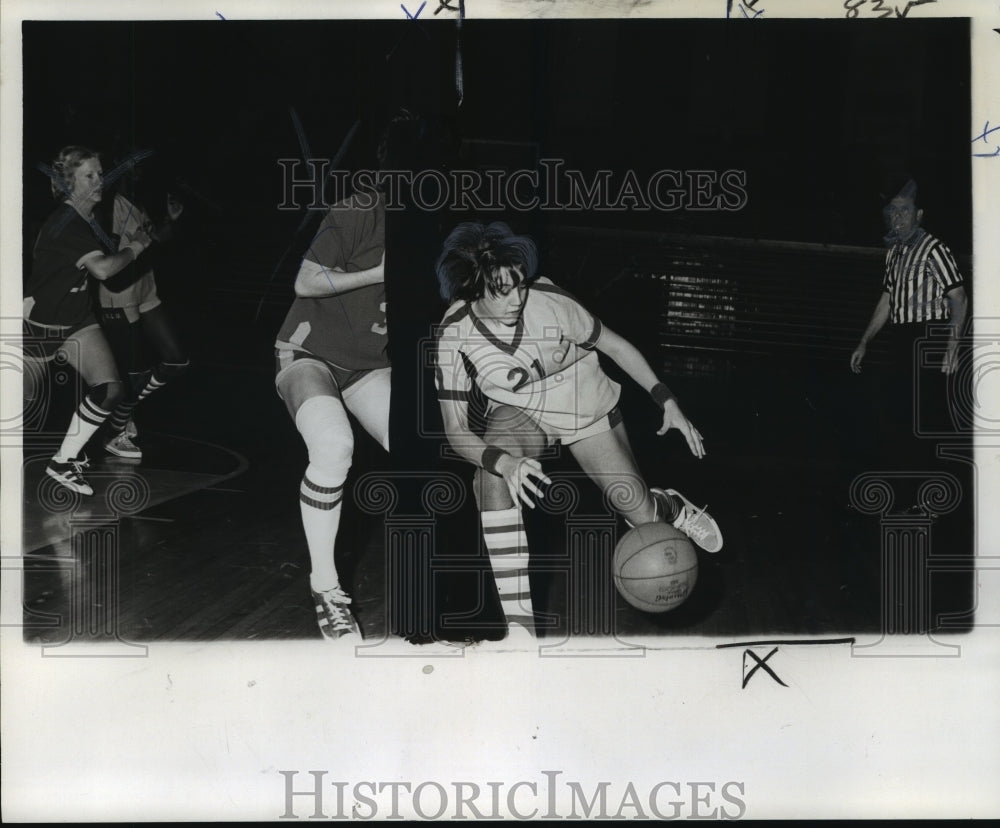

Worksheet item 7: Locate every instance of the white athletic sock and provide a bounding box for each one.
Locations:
[55,396,110,462]
[295,396,354,594]
[481,507,534,634]
[300,466,345,593]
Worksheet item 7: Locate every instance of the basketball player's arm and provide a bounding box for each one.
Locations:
[594,325,706,459]
[81,225,153,281]
[294,254,385,298]
[851,291,890,374]
[435,337,552,507]
[943,285,967,374]
[438,395,550,507]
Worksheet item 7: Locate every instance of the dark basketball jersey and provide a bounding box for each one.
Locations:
[24,204,106,327]
[276,195,389,370]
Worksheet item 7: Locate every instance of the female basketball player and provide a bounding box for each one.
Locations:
[24,146,153,495]
[94,157,190,460]
[274,191,389,642]
[433,221,723,639]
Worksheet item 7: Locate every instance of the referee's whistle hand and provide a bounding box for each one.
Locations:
[941,347,959,374]
[850,347,865,373]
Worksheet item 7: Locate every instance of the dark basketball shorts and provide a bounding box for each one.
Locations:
[274,346,382,399]
[22,316,100,363]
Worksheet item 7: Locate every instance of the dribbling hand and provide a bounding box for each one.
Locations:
[496,453,551,509]
[657,398,706,459]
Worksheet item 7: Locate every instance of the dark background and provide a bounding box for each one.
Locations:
[21,18,974,383]
[23,19,971,244]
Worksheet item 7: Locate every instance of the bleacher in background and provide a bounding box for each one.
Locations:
[545,225,971,381]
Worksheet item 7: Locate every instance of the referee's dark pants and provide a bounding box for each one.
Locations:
[875,321,959,469]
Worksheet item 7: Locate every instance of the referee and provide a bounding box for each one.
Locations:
[850,178,968,463]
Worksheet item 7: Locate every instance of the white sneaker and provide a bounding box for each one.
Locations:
[104,431,142,460]
[45,453,94,496]
[655,487,723,553]
[312,585,362,641]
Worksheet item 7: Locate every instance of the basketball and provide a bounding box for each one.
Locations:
[613,522,698,613]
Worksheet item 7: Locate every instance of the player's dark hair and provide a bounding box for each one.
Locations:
[436,221,539,303]
[50,146,98,201]
[376,108,427,170]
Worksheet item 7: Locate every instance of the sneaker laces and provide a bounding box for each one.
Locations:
[676,503,712,541]
[317,586,355,632]
[70,455,91,475]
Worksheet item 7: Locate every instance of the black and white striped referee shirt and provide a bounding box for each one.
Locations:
[882,227,964,324]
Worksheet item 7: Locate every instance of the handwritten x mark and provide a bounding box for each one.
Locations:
[401,1,427,19]
[972,121,1000,157]
[743,647,788,688]
[388,2,431,60]
[739,2,764,19]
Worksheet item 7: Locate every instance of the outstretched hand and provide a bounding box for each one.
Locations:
[496,453,551,509]
[657,399,705,459]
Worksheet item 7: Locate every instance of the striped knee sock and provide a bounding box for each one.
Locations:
[136,369,167,402]
[55,395,111,461]
[300,466,346,593]
[481,507,534,634]
[107,398,138,435]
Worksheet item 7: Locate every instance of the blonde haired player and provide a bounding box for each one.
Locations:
[433,222,722,641]
[24,146,154,495]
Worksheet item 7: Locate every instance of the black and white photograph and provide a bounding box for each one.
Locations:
[3,0,999,821]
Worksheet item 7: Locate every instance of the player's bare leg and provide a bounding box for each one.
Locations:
[341,367,391,453]
[567,421,658,527]
[473,405,547,639]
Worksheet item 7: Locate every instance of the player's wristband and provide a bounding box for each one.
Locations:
[481,445,509,475]
[650,382,676,409]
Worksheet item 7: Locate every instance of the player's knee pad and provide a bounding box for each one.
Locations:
[295,395,354,483]
[155,359,190,384]
[88,380,126,412]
